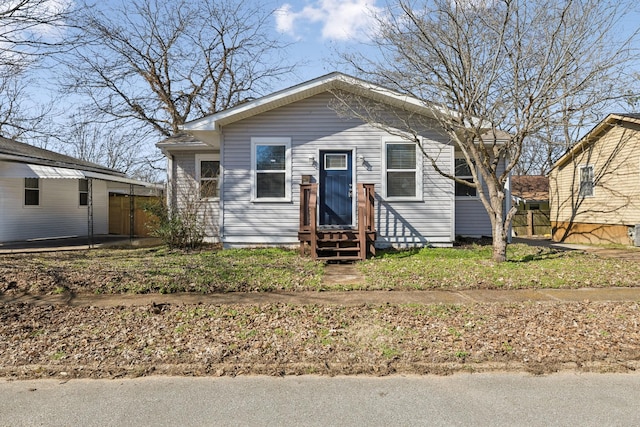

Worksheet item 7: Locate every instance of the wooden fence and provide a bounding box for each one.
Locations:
[108,194,160,237]
[512,209,551,237]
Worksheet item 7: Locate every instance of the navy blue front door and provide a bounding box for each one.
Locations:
[319,150,353,226]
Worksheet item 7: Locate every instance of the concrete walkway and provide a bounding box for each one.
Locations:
[513,237,640,261]
[0,235,162,254]
[2,287,640,308]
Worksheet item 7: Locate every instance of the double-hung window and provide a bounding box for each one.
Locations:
[252,137,291,201]
[455,158,477,197]
[24,178,40,206]
[196,154,220,199]
[579,165,594,197]
[79,179,89,206]
[385,142,419,199]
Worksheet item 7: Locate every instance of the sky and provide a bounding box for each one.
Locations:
[269,0,640,89]
[7,0,640,178]
[269,0,381,86]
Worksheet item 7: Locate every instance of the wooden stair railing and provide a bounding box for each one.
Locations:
[299,183,375,261]
[358,183,376,260]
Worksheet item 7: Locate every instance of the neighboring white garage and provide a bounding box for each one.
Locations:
[0,136,160,243]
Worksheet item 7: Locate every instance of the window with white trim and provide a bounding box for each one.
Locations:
[455,158,477,197]
[24,178,40,206]
[196,154,220,199]
[579,165,594,197]
[79,179,89,206]
[252,138,291,201]
[385,142,418,198]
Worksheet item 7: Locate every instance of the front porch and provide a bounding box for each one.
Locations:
[298,183,376,261]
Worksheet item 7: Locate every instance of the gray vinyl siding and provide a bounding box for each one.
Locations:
[171,151,221,241]
[220,92,456,247]
[454,160,505,238]
[0,177,108,242]
[455,199,491,237]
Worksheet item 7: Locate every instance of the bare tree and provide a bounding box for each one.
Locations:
[340,0,638,261]
[61,0,296,137]
[0,0,75,137]
[53,114,161,180]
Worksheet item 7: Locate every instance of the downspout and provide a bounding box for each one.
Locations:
[218,130,225,243]
[167,153,176,213]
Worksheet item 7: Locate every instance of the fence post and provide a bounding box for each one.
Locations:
[527,210,534,236]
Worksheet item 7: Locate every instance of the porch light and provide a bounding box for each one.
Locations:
[308,155,315,165]
[358,154,365,166]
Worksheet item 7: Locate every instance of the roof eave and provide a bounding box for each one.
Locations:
[550,113,640,171]
[0,153,126,177]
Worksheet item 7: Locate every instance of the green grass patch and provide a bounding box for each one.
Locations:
[357,244,640,290]
[1,246,323,294]
[2,242,639,294]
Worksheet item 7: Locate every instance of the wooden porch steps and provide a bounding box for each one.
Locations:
[298,183,376,262]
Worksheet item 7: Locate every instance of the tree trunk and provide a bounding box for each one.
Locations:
[492,218,508,262]
[489,190,508,262]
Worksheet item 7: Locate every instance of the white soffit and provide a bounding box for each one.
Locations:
[0,162,160,189]
[0,162,85,179]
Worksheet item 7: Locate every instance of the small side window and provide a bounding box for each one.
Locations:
[455,158,477,197]
[199,160,220,199]
[25,178,40,206]
[579,165,594,197]
[79,179,89,206]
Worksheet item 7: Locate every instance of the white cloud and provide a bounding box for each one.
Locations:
[275,4,296,35]
[275,0,381,42]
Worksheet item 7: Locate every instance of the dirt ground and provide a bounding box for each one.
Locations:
[2,241,640,380]
[2,297,640,379]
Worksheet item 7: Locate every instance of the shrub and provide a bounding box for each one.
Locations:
[143,200,204,250]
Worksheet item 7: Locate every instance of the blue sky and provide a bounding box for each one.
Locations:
[269,0,640,89]
[270,0,381,85]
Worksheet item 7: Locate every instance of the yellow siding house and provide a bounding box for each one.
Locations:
[549,113,640,245]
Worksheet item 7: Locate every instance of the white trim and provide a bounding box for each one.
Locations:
[381,139,423,201]
[449,145,456,241]
[250,137,292,202]
[319,149,356,228]
[218,137,225,240]
[324,153,348,170]
[195,153,220,200]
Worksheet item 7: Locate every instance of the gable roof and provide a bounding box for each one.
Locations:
[0,135,124,176]
[178,72,468,146]
[551,113,640,170]
[0,136,161,188]
[511,175,549,202]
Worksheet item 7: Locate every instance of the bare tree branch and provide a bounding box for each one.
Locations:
[339,0,639,261]
[60,0,297,137]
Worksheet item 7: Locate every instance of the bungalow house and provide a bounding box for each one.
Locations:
[157,72,510,260]
[549,113,640,245]
[0,136,159,243]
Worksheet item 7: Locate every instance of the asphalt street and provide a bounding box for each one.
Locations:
[1,373,639,426]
